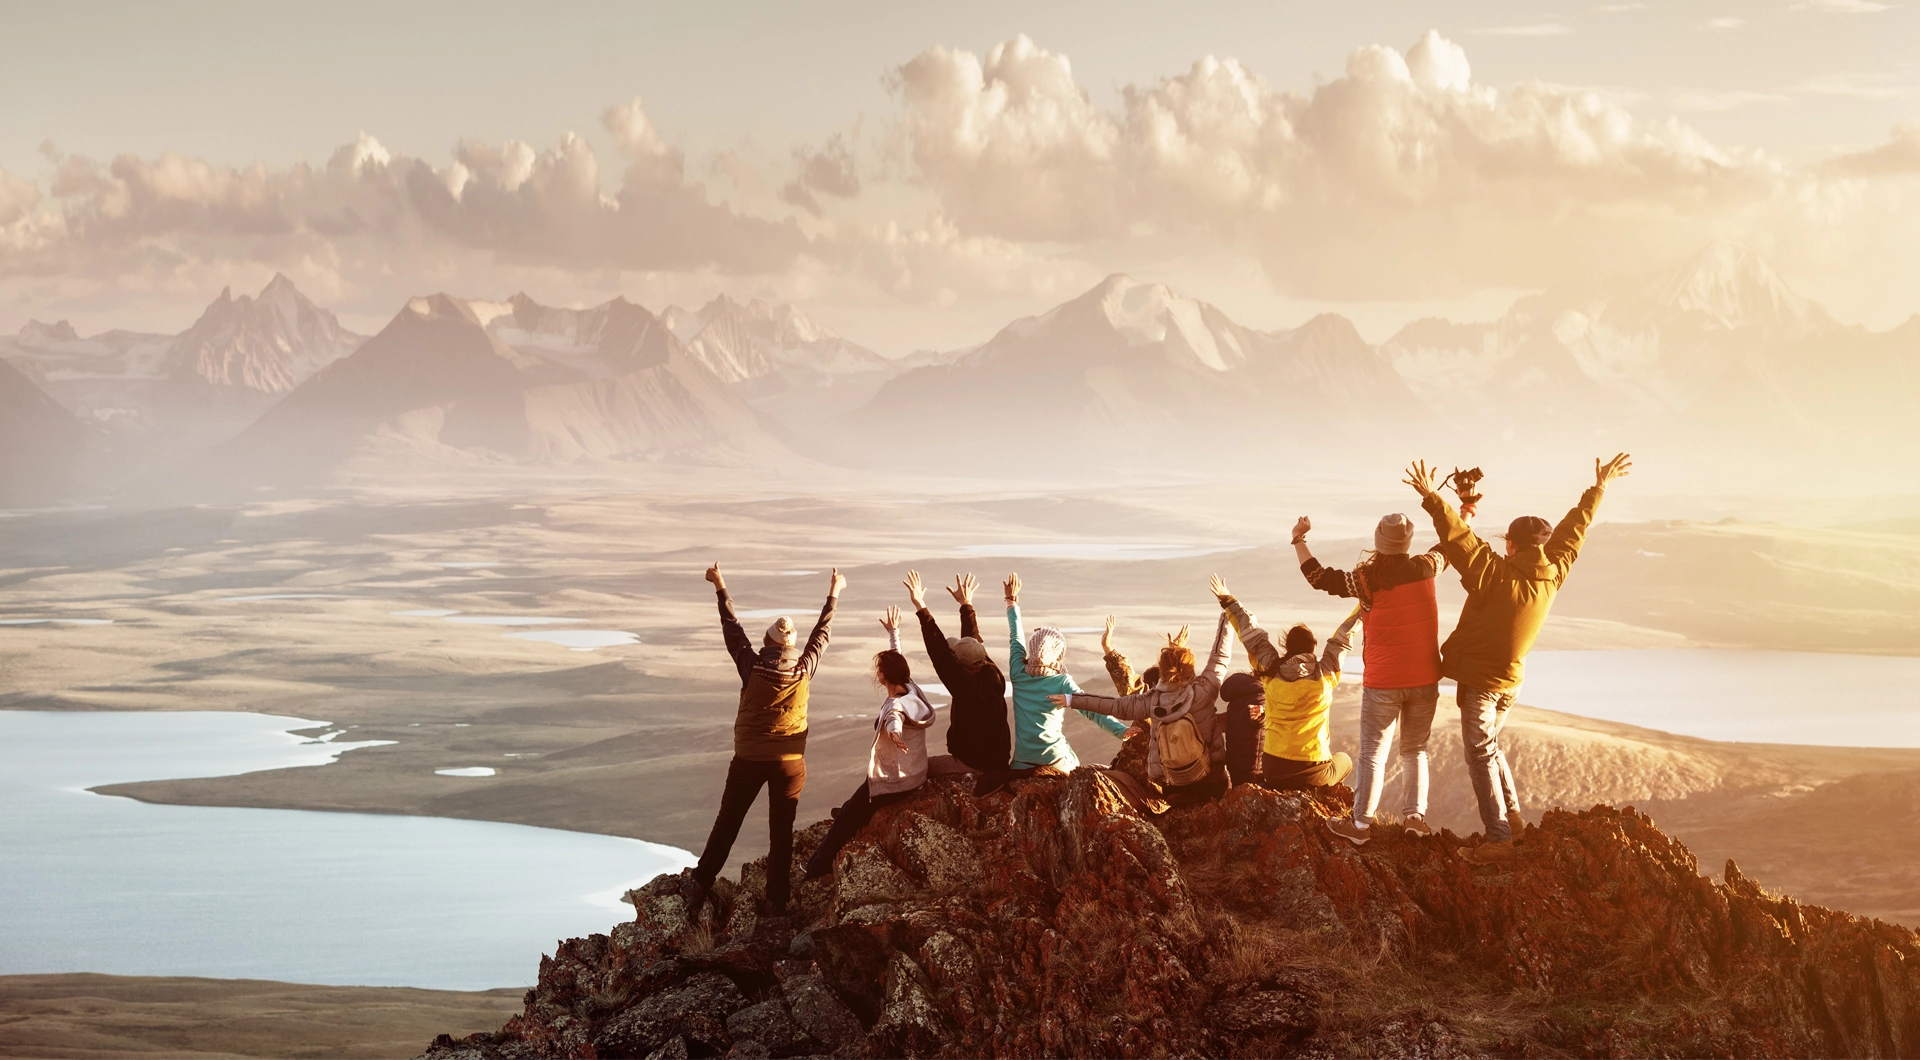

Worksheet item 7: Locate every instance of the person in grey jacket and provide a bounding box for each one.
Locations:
[1050,611,1234,804]
[801,607,936,882]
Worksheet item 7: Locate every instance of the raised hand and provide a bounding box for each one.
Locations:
[947,573,977,606]
[1101,615,1116,653]
[1046,693,1071,709]
[1596,453,1633,488]
[880,605,901,632]
[1291,516,1311,542]
[1208,573,1230,601]
[1404,459,1439,497]
[704,562,725,590]
[1003,572,1022,604]
[829,567,846,598]
[903,570,926,610]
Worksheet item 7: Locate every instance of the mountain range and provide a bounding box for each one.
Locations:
[4,242,1916,493]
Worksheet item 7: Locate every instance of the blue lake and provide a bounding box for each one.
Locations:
[0,711,693,990]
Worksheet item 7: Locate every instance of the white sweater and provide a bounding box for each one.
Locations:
[868,628,937,795]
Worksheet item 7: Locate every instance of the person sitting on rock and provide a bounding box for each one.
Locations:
[1293,512,1448,847]
[902,571,1012,785]
[1213,574,1361,791]
[801,607,936,883]
[995,572,1127,787]
[683,562,840,916]
[1405,453,1631,866]
[1219,670,1265,788]
[1049,611,1236,806]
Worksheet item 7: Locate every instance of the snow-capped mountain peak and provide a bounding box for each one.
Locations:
[166,275,363,393]
[1006,274,1248,371]
[16,319,81,347]
[1647,241,1824,332]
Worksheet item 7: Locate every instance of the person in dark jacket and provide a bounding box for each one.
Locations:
[1294,512,1446,845]
[683,562,841,915]
[902,571,1012,778]
[1219,671,1265,787]
[1406,453,1631,865]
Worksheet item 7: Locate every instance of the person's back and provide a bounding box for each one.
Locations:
[1215,576,1358,790]
[1060,614,1234,792]
[903,572,1012,773]
[1405,454,1632,863]
[1002,572,1126,773]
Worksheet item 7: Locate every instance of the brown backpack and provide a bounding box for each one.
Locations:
[1155,713,1211,786]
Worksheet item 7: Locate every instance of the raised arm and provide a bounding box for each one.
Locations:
[907,571,969,690]
[1202,610,1233,682]
[708,563,756,683]
[1211,574,1282,675]
[1320,606,1363,678]
[795,567,844,678]
[1004,573,1026,670]
[1100,616,1144,694]
[1409,459,1500,594]
[1547,454,1629,577]
[881,605,902,654]
[946,574,983,641]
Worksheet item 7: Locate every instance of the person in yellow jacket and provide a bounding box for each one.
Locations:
[1210,575,1360,789]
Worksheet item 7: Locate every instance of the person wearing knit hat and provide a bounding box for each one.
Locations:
[1405,453,1633,866]
[1294,512,1447,848]
[1000,572,1128,780]
[901,571,1013,781]
[683,562,843,918]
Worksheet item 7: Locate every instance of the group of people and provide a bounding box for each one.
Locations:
[680,454,1632,916]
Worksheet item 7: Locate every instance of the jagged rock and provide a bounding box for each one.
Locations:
[778,973,863,1057]
[425,770,1920,1059]
[642,1038,688,1060]
[723,1000,809,1058]
[591,971,744,1058]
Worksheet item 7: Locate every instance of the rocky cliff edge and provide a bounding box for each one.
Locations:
[422,754,1920,1059]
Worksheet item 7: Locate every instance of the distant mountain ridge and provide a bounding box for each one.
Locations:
[164,274,363,393]
[0,356,90,501]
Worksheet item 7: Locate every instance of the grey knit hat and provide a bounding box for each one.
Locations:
[763,616,796,648]
[949,636,989,667]
[1375,513,1416,555]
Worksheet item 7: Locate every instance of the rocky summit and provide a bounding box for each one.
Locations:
[422,739,1920,1059]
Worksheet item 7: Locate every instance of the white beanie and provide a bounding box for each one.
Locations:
[763,616,796,648]
[1375,513,1415,555]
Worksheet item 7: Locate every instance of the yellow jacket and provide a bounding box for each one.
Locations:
[1221,598,1355,764]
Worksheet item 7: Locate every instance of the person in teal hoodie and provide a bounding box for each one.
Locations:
[994,572,1128,788]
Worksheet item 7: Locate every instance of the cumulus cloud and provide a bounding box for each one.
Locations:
[887,30,1803,298]
[2,97,808,294]
[1822,123,1920,176]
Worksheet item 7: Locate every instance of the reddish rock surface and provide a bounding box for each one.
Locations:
[421,745,1920,1059]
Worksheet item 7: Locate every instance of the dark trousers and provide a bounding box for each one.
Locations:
[693,755,806,907]
[1224,706,1263,787]
[803,780,912,879]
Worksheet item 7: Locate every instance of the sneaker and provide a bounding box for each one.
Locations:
[1326,817,1372,846]
[1459,839,1516,865]
[1402,814,1433,837]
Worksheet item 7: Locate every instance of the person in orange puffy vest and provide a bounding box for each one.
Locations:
[1293,513,1447,847]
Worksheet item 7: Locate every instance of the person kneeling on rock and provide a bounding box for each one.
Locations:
[801,606,937,883]
[1213,575,1361,792]
[1048,609,1236,807]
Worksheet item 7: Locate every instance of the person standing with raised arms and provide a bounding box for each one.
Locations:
[682,563,842,915]
[1407,453,1632,864]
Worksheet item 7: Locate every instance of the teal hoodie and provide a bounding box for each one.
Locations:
[1006,604,1128,769]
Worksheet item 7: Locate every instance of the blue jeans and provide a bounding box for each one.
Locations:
[1351,684,1439,823]
[1456,686,1521,842]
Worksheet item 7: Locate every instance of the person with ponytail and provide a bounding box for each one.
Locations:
[801,606,937,882]
[1212,574,1361,791]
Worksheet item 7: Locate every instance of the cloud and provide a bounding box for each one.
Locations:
[1594,3,1649,10]
[1699,17,1747,29]
[1673,89,1790,112]
[1822,122,1920,176]
[2,98,809,294]
[1790,0,1893,11]
[781,133,863,215]
[1794,71,1918,99]
[1475,24,1575,36]
[887,30,1807,298]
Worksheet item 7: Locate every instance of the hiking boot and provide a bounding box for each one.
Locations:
[679,877,709,911]
[1326,816,1372,846]
[1402,813,1433,837]
[1459,839,1516,866]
